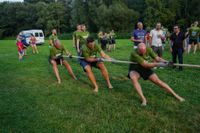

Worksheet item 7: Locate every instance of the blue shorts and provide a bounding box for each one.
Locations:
[80,59,102,71]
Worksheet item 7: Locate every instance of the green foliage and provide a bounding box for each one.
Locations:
[94,1,139,32]
[0,0,199,38]
[58,33,73,40]
[144,0,176,28]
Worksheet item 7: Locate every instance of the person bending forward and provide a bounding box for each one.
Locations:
[128,43,185,106]
[80,37,113,92]
[49,39,77,84]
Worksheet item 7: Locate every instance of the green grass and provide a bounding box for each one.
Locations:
[0,39,200,133]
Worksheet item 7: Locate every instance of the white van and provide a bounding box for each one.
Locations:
[20,29,45,45]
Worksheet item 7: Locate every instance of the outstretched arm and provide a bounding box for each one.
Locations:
[76,39,80,53]
[140,61,158,69]
[100,51,110,59]
[85,51,111,62]
[49,39,53,46]
[155,56,168,63]
[85,57,99,62]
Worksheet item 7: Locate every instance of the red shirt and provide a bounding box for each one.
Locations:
[16,41,23,52]
[146,32,150,41]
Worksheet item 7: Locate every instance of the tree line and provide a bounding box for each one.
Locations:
[0,0,199,39]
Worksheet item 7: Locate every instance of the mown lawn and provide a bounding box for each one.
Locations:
[0,39,200,133]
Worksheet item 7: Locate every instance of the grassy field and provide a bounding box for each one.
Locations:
[0,39,200,133]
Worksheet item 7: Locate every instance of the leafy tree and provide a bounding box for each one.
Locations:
[0,0,199,38]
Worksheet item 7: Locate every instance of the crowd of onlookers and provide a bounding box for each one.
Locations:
[131,21,200,70]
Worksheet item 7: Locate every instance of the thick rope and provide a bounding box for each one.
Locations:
[62,55,200,68]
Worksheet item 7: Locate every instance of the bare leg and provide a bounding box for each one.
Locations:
[97,62,113,89]
[187,44,191,54]
[34,45,39,54]
[31,45,35,54]
[198,43,200,50]
[24,49,27,55]
[85,65,98,92]
[62,60,77,80]
[149,74,185,102]
[108,45,111,52]
[193,44,197,54]
[130,71,147,106]
[18,52,22,61]
[113,44,116,50]
[51,60,61,84]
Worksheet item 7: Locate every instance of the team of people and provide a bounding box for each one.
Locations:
[15,21,200,105]
[98,30,116,52]
[47,23,188,106]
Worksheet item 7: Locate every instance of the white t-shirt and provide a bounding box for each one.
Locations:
[150,29,164,47]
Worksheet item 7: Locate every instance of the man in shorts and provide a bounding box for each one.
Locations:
[80,37,113,92]
[49,39,77,84]
[108,30,116,51]
[188,22,200,54]
[128,43,185,106]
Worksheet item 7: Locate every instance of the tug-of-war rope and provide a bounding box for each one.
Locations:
[62,55,200,68]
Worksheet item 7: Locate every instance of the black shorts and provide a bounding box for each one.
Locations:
[48,56,63,65]
[109,39,116,45]
[101,39,108,45]
[23,45,27,49]
[152,46,163,57]
[128,65,154,80]
[189,38,198,44]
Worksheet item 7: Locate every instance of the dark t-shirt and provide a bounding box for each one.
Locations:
[20,34,28,46]
[170,32,187,49]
